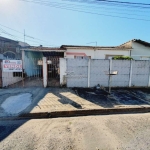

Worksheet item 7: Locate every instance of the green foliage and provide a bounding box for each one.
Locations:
[112,56,133,60]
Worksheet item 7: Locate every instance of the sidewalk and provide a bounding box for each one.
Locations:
[0,87,150,118]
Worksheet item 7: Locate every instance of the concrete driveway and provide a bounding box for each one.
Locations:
[0,87,150,118]
[0,87,101,117]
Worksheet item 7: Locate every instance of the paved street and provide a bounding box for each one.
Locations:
[1,113,150,150]
[1,87,150,118]
[0,87,102,117]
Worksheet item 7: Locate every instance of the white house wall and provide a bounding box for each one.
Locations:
[65,49,94,58]
[94,50,130,59]
[131,42,150,60]
[2,72,22,87]
[131,61,150,86]
[62,58,150,88]
[65,48,130,59]
[66,58,88,87]
[90,59,109,87]
[111,60,131,87]
[60,58,67,85]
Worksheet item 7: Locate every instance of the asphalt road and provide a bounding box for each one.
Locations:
[0,113,150,150]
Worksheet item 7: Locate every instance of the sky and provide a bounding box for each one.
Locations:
[0,0,150,47]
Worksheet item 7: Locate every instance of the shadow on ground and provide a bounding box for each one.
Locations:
[0,87,150,142]
[0,119,29,142]
[74,87,150,108]
[0,87,49,142]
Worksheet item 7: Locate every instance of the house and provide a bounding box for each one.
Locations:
[0,36,29,87]
[21,46,65,87]
[60,45,132,59]
[0,36,29,59]
[120,39,150,60]
[20,39,150,88]
[1,38,150,88]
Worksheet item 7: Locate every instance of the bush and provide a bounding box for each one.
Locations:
[112,56,133,60]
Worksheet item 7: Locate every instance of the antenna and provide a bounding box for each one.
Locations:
[86,41,97,46]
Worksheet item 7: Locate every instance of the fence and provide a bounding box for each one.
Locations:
[60,58,150,88]
[1,58,22,87]
[0,52,43,87]
[22,51,43,87]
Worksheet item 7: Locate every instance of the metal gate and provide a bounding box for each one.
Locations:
[47,56,60,87]
[23,51,43,87]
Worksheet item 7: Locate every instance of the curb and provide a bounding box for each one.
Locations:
[1,107,150,120]
[19,106,150,119]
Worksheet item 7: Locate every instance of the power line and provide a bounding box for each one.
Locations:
[66,0,150,9]
[22,0,150,10]
[0,27,47,45]
[0,29,55,47]
[93,0,150,6]
[18,0,150,21]
[0,24,53,45]
[21,0,150,14]
[0,23,48,43]
[19,0,150,13]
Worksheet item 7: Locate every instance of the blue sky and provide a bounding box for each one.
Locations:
[0,0,150,47]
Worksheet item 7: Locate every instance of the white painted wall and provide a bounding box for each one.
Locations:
[43,57,47,88]
[131,42,150,60]
[64,49,94,58]
[64,58,150,88]
[2,72,22,87]
[94,49,130,59]
[64,48,130,59]
[60,58,66,85]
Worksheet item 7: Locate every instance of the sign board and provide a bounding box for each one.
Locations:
[47,60,52,64]
[38,60,43,65]
[2,60,22,72]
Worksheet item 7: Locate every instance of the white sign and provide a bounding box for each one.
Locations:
[38,60,43,65]
[47,60,52,64]
[3,60,22,72]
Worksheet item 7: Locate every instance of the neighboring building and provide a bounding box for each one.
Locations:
[60,45,131,59]
[0,36,29,87]
[21,46,65,87]
[0,36,29,59]
[1,38,150,88]
[120,39,150,60]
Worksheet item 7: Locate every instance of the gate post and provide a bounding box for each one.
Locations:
[43,57,47,88]
[129,60,133,87]
[88,58,91,87]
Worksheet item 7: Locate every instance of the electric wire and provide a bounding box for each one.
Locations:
[19,0,150,21]
[20,0,150,16]
[66,0,150,9]
[0,23,48,43]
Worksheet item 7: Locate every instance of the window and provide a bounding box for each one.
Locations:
[13,72,22,77]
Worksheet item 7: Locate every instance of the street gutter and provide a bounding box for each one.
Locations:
[0,106,149,120]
